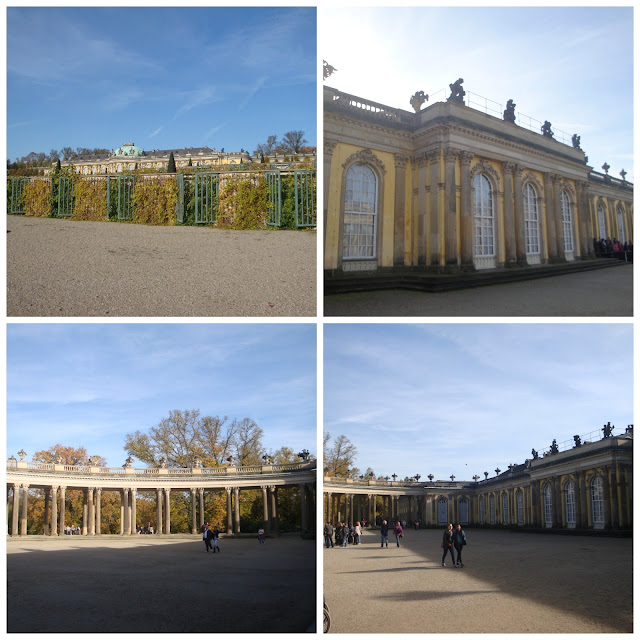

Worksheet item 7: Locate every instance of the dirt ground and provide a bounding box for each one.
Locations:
[324,528,632,633]
[6,216,316,317]
[7,534,316,632]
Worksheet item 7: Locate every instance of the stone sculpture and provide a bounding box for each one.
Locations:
[503,99,516,123]
[447,78,465,104]
[541,121,554,138]
[410,90,428,112]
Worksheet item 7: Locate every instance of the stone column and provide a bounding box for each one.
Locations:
[191,488,197,534]
[43,488,50,536]
[502,162,516,263]
[393,154,408,265]
[323,140,336,249]
[300,484,308,534]
[551,174,565,258]
[444,147,459,265]
[428,149,441,265]
[269,486,279,536]
[198,488,205,530]
[121,488,128,535]
[372,494,377,525]
[164,488,171,535]
[543,173,558,261]
[416,153,428,265]
[51,486,58,536]
[233,487,241,534]
[20,484,29,536]
[131,488,137,534]
[262,486,270,531]
[95,488,102,535]
[82,489,89,536]
[577,181,591,257]
[88,489,95,536]
[11,483,19,537]
[225,487,233,532]
[58,486,66,536]
[513,166,527,263]
[156,488,163,535]
[325,491,331,525]
[459,151,474,266]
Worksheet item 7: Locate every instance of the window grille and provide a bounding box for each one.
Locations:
[459,499,469,524]
[437,498,448,524]
[565,481,576,527]
[617,206,626,244]
[343,164,377,259]
[516,491,524,524]
[479,497,485,524]
[473,174,495,258]
[543,484,553,527]
[502,494,509,523]
[524,183,540,255]
[561,191,573,252]
[489,495,495,524]
[597,204,607,240]
[591,476,604,528]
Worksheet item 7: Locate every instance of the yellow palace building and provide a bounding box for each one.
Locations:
[324,82,633,279]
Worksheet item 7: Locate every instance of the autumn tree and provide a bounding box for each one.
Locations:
[281,130,307,154]
[323,433,358,478]
[254,134,278,156]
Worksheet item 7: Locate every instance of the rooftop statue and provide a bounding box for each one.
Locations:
[571,134,581,150]
[503,99,516,124]
[410,90,428,112]
[447,78,465,104]
[541,121,554,138]
[549,439,559,454]
[323,60,337,81]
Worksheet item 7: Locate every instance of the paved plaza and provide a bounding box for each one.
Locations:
[7,216,316,317]
[324,528,632,633]
[324,264,633,316]
[7,534,315,633]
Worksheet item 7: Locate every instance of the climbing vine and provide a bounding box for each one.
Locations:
[131,177,178,225]
[23,179,51,217]
[217,175,268,229]
[72,177,108,221]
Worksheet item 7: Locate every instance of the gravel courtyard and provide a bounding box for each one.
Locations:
[324,528,632,633]
[7,534,316,633]
[7,216,316,317]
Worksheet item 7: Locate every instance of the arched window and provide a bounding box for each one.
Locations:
[502,494,509,524]
[565,480,576,528]
[343,164,378,260]
[543,484,553,527]
[516,491,524,524]
[473,173,495,268]
[523,183,540,259]
[597,203,607,240]
[561,190,574,255]
[437,498,448,524]
[479,496,485,524]
[617,205,626,244]
[489,495,495,524]
[591,476,605,529]
[459,498,469,524]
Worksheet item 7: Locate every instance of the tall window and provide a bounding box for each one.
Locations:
[489,495,495,524]
[437,498,448,524]
[516,491,524,524]
[543,484,553,527]
[561,190,573,253]
[597,203,607,239]
[502,494,509,524]
[591,476,605,528]
[473,174,495,261]
[459,499,469,524]
[565,480,576,528]
[479,497,485,524]
[617,206,626,244]
[343,164,377,260]
[523,183,540,255]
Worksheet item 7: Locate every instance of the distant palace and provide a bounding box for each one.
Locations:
[45,142,315,176]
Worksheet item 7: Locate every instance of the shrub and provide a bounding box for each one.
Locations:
[132,177,178,225]
[72,178,108,221]
[218,175,268,229]
[23,179,51,217]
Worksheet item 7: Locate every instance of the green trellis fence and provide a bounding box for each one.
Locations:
[7,170,316,228]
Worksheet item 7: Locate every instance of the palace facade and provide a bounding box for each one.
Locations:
[324,426,632,533]
[324,85,633,276]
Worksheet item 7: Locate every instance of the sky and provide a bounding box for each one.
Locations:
[321,6,634,182]
[324,323,633,482]
[6,323,317,467]
[6,7,317,161]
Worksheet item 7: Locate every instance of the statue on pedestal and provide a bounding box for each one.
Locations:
[541,121,554,138]
[410,90,428,112]
[503,99,516,123]
[571,134,581,149]
[447,78,465,104]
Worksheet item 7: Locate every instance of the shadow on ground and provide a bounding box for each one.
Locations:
[8,536,315,632]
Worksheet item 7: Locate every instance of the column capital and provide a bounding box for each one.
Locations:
[324,139,338,155]
[503,161,517,175]
[459,150,474,166]
[225,486,232,495]
[427,148,440,164]
[444,147,459,162]
[414,152,428,167]
[21,482,30,489]
[394,153,409,169]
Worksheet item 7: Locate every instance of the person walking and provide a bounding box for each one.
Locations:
[203,524,213,552]
[324,522,334,548]
[380,520,389,548]
[442,523,456,567]
[258,527,265,544]
[354,521,361,545]
[393,521,403,547]
[454,524,466,567]
[212,525,220,552]
[341,522,349,547]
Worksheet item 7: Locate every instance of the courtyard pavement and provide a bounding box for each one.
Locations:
[324,264,633,316]
[324,528,632,633]
[7,216,316,317]
[7,534,315,633]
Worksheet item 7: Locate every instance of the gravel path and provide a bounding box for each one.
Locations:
[7,216,316,317]
[324,528,632,633]
[8,534,315,633]
[324,264,633,316]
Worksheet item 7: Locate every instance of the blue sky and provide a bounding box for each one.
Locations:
[324,323,633,481]
[321,6,633,181]
[7,7,317,161]
[7,324,317,467]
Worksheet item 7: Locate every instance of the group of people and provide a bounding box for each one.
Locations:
[594,237,633,261]
[441,523,467,568]
[63,525,81,535]
[202,523,221,552]
[323,521,362,547]
[379,520,405,547]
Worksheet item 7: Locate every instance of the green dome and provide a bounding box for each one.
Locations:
[113,142,144,157]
